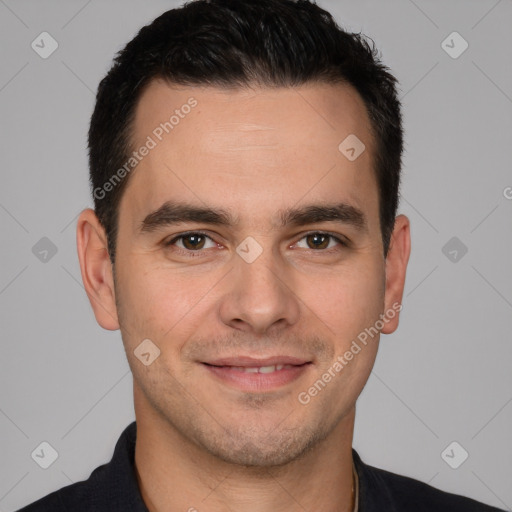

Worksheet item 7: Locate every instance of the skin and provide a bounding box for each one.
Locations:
[77,79,410,512]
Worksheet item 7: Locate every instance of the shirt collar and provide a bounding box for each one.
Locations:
[95,421,149,511]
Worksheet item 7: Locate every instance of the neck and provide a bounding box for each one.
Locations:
[134,388,356,512]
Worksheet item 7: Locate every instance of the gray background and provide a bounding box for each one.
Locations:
[1,0,511,510]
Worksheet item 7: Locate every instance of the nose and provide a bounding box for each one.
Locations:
[218,248,301,335]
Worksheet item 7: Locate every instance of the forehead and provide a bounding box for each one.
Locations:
[121,78,378,231]
[133,78,372,148]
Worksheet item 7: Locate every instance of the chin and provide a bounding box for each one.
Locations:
[190,421,326,468]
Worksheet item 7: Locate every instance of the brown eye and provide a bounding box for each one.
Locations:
[166,231,217,254]
[295,232,346,251]
[180,233,207,250]
[306,233,330,250]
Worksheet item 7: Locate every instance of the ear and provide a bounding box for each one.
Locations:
[381,214,411,334]
[76,208,120,330]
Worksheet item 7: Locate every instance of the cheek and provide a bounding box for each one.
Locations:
[115,259,216,347]
[299,261,384,333]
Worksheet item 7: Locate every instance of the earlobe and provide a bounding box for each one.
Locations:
[381,214,411,335]
[76,208,120,330]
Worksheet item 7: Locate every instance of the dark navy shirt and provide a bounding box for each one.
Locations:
[17,421,504,511]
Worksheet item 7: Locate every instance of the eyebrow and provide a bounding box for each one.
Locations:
[139,200,367,233]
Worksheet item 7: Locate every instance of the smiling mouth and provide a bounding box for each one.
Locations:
[201,360,312,392]
[203,362,309,373]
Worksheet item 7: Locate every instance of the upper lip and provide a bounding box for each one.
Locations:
[203,356,311,367]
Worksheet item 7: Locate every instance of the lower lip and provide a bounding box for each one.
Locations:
[202,363,311,392]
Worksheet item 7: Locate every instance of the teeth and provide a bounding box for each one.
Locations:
[258,365,276,374]
[229,364,293,373]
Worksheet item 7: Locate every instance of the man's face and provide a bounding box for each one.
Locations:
[108,79,399,466]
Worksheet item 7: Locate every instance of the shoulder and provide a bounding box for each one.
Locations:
[15,461,110,512]
[15,422,144,512]
[353,449,505,512]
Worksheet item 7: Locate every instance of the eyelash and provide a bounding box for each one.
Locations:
[164,230,348,258]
